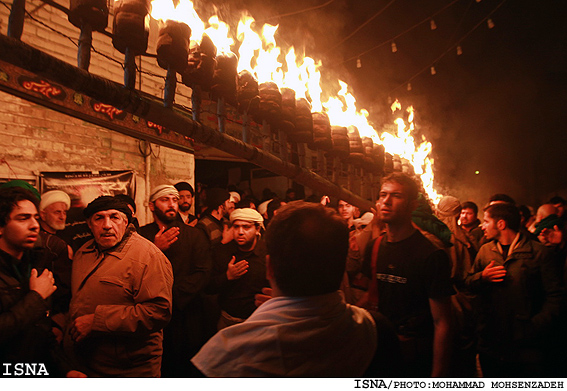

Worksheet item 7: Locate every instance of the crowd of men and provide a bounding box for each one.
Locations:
[0,174,566,378]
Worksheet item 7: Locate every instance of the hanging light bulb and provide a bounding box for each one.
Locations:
[487,19,495,29]
[391,42,397,53]
[356,58,362,68]
[430,66,436,75]
[430,20,437,30]
[407,83,412,91]
[456,45,463,55]
[476,0,481,2]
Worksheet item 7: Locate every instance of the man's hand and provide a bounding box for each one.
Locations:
[481,260,506,282]
[254,287,273,307]
[539,225,563,246]
[154,226,179,251]
[227,256,248,280]
[70,314,95,343]
[29,269,57,299]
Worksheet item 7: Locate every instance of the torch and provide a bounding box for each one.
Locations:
[112,0,151,89]
[211,51,238,133]
[291,97,314,168]
[181,34,217,122]
[329,126,350,184]
[236,69,259,143]
[68,0,109,70]
[278,87,297,162]
[156,20,191,108]
[309,112,332,178]
[257,81,282,153]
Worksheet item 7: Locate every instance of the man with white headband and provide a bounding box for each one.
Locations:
[39,190,71,235]
[205,207,269,331]
[139,184,212,377]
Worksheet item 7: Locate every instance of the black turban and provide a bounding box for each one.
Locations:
[83,195,133,221]
[174,181,194,196]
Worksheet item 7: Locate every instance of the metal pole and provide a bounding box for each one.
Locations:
[77,23,92,70]
[164,67,176,108]
[8,0,26,39]
[124,47,136,90]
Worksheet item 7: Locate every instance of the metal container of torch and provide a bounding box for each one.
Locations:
[68,0,109,69]
[156,20,191,108]
[181,35,217,122]
[211,51,238,132]
[112,0,151,89]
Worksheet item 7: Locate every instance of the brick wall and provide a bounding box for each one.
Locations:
[0,0,196,225]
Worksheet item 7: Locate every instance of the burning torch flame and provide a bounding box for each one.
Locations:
[149,0,443,204]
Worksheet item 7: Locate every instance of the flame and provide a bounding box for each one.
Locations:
[149,0,443,204]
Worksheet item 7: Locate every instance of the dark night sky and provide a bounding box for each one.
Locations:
[204,0,567,207]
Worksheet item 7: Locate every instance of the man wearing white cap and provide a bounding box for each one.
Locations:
[206,208,269,330]
[139,184,212,377]
[39,190,71,235]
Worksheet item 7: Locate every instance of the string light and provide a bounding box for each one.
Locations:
[487,18,495,28]
[430,66,436,75]
[391,42,398,53]
[456,45,463,55]
[407,83,412,91]
[356,57,362,68]
[430,19,437,30]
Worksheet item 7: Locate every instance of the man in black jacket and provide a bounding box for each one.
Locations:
[139,184,212,377]
[0,187,60,375]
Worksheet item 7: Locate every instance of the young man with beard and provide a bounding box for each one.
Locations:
[139,184,212,377]
[174,181,198,226]
[197,188,232,249]
[459,201,483,251]
[359,173,454,377]
[465,202,565,377]
[206,208,269,330]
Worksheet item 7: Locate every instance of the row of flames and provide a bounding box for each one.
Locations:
[149,0,443,204]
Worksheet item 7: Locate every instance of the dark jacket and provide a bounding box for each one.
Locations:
[465,233,565,361]
[139,220,212,377]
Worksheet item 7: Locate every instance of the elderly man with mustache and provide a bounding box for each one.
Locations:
[64,195,173,377]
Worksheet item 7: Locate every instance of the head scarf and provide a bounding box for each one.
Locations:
[150,185,179,202]
[39,190,71,211]
[230,208,264,229]
[83,195,132,221]
[1,180,41,201]
[230,191,241,204]
[174,181,194,196]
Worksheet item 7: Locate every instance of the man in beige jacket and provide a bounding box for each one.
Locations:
[64,196,173,377]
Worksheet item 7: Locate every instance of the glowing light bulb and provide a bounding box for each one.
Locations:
[391,42,397,53]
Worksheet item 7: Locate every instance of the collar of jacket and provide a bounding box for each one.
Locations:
[81,224,136,259]
[492,232,533,260]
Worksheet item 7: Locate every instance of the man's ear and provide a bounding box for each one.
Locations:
[409,198,419,213]
[39,210,46,221]
[496,219,507,231]
[265,255,275,281]
[148,202,155,212]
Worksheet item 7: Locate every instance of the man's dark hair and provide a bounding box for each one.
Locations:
[461,201,478,216]
[549,196,566,206]
[484,203,521,232]
[381,172,419,201]
[489,193,516,205]
[174,181,194,197]
[0,187,40,227]
[114,194,137,213]
[265,201,349,297]
[267,198,284,220]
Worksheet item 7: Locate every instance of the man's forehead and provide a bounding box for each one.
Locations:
[179,190,192,196]
[156,195,178,201]
[45,201,69,211]
[92,209,122,217]
[13,200,38,214]
[233,220,254,225]
[380,181,406,193]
